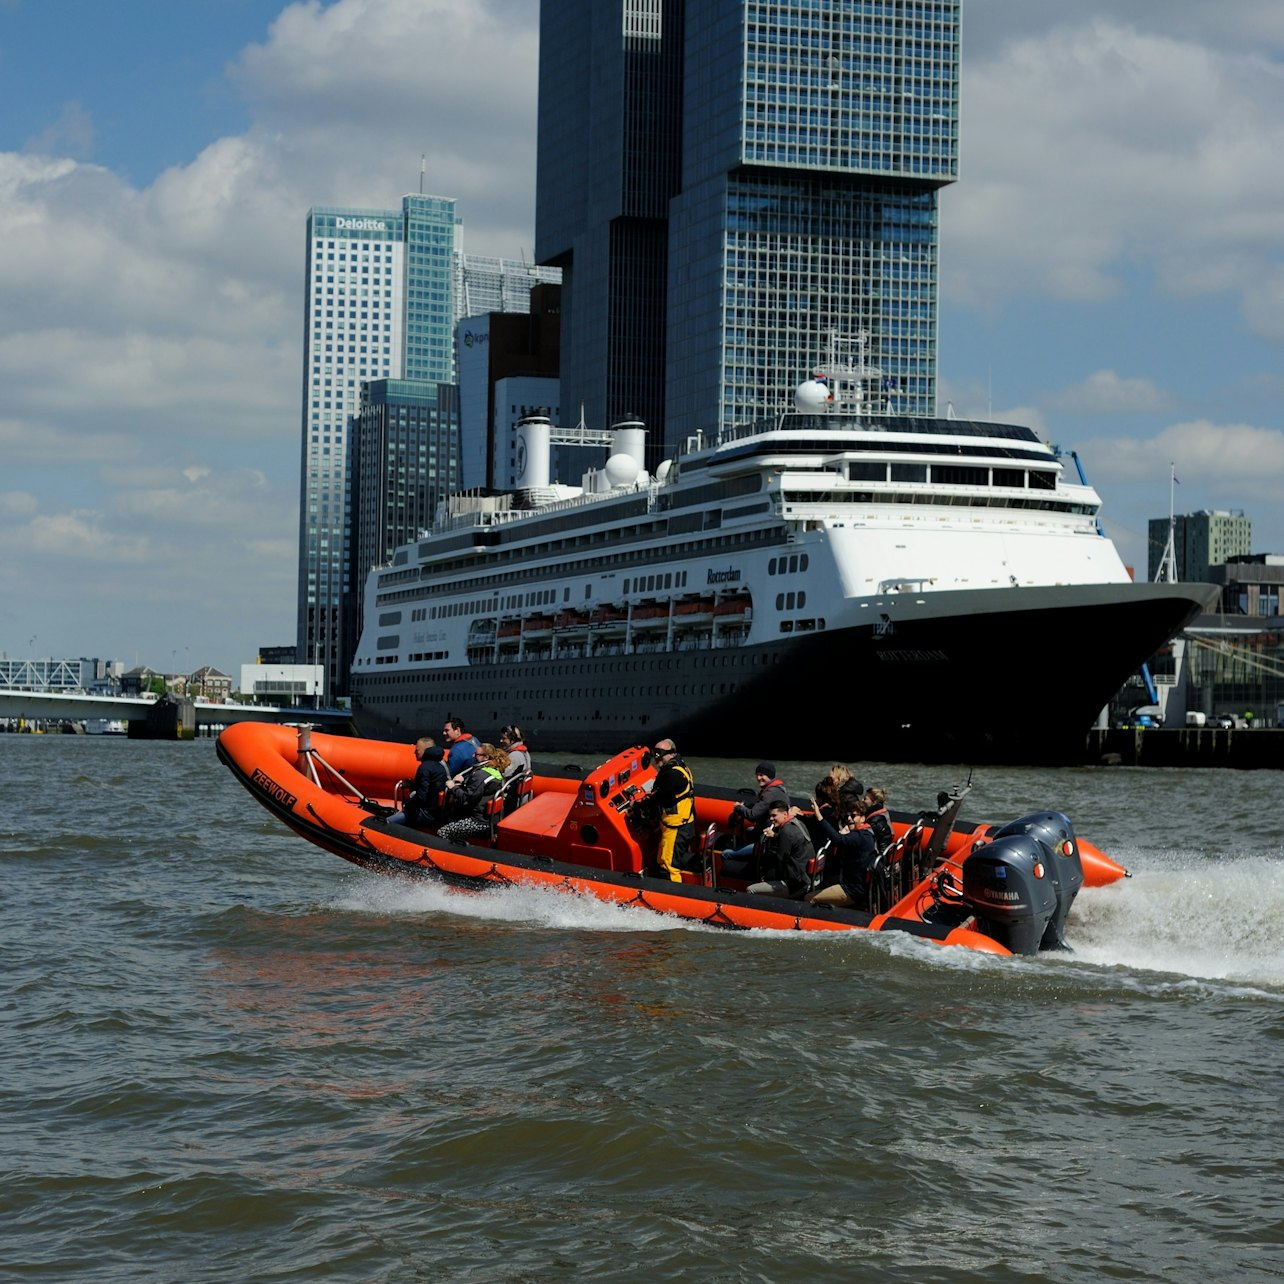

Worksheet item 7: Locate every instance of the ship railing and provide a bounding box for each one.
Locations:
[429,480,661,538]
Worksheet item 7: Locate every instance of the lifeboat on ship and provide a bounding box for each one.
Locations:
[713,595,751,620]
[522,614,554,639]
[590,603,628,630]
[673,597,716,626]
[216,724,1127,955]
[630,601,670,629]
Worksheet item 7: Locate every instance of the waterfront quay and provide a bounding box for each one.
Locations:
[0,690,355,739]
[1086,727,1284,769]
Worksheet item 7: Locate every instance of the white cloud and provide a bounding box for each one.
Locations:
[11,510,151,563]
[2,0,1281,670]
[1044,371,1170,415]
[0,0,550,671]
[1078,419,1284,503]
[0,490,39,518]
[944,17,1284,338]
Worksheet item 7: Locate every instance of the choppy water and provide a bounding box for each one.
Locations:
[2,736,1281,1282]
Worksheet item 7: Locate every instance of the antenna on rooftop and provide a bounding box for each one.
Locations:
[419,154,426,195]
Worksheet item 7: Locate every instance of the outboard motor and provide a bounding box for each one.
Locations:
[992,812,1084,950]
[960,834,1059,956]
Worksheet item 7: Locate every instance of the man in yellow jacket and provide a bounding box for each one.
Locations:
[650,739,695,881]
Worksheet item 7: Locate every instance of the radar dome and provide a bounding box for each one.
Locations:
[604,453,640,487]
[794,379,831,412]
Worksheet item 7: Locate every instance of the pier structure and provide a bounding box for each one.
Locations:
[0,690,355,739]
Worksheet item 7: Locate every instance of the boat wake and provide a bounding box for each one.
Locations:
[1064,854,1284,991]
[329,872,719,935]
[325,855,1284,992]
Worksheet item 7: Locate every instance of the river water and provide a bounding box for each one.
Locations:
[3,735,1281,1282]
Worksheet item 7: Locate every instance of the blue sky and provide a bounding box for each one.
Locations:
[2,0,1282,678]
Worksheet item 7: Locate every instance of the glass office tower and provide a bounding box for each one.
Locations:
[536,0,960,455]
[297,195,456,700]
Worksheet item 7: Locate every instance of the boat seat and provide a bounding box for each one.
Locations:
[487,773,535,842]
[494,789,578,851]
[805,840,830,896]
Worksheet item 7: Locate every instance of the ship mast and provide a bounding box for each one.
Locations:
[1154,462,1178,583]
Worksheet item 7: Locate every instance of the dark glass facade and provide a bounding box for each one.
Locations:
[346,379,461,674]
[536,1,959,456]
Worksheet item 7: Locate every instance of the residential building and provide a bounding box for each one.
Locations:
[1147,510,1253,583]
[536,0,960,458]
[189,665,233,702]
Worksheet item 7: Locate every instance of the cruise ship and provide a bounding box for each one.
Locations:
[350,339,1216,763]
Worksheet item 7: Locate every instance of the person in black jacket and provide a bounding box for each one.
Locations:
[860,787,894,857]
[746,801,814,899]
[806,792,878,908]
[438,745,508,843]
[388,738,447,829]
[720,762,790,868]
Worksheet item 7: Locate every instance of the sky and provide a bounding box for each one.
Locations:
[2,0,1282,679]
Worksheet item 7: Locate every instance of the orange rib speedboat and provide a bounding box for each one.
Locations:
[217,723,1127,956]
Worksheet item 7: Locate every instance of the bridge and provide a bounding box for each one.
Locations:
[0,690,356,737]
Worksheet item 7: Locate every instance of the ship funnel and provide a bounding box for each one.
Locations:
[515,414,551,488]
[610,418,646,473]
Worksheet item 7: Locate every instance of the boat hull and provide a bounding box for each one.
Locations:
[217,723,1126,953]
[352,581,1215,763]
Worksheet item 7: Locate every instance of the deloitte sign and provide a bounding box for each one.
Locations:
[334,217,389,233]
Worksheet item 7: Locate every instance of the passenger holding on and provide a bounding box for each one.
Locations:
[438,744,509,842]
[441,715,481,781]
[649,739,696,881]
[746,800,815,899]
[809,772,862,876]
[388,737,447,829]
[497,724,532,781]
[806,792,878,909]
[721,762,789,863]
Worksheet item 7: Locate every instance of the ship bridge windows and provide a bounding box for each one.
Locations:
[890,463,928,483]
[932,465,988,487]
[849,461,886,482]
[769,553,809,574]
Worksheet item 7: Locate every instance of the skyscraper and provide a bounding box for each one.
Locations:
[536,1,960,455]
[298,195,563,697]
[297,196,457,699]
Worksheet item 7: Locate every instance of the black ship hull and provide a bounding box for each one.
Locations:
[351,581,1216,765]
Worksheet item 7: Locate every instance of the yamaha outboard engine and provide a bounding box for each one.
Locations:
[991,811,1084,950]
[961,835,1060,956]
